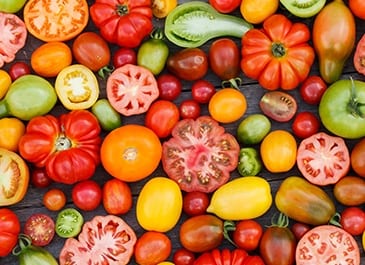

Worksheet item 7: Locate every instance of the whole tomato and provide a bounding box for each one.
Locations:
[112,47,137,68]
[209,0,240,13]
[340,207,365,236]
[102,178,132,215]
[333,176,365,206]
[157,73,182,101]
[191,79,216,104]
[351,137,365,178]
[299,75,327,105]
[8,62,31,81]
[72,180,103,211]
[179,99,201,120]
[232,220,263,251]
[0,117,25,152]
[183,191,210,216]
[291,111,320,139]
[240,0,278,24]
[290,222,311,241]
[0,208,20,257]
[31,167,52,188]
[349,0,365,19]
[173,248,196,265]
[43,188,66,211]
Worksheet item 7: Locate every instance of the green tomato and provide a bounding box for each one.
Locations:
[319,78,365,139]
[237,147,262,177]
[280,0,326,18]
[237,114,271,144]
[91,99,122,131]
[0,0,27,13]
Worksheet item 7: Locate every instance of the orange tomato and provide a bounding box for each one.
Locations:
[101,124,162,182]
[349,0,365,20]
[43,188,66,211]
[0,117,25,152]
[240,0,279,24]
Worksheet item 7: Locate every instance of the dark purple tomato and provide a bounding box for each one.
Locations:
[31,167,53,188]
[291,222,311,241]
[8,61,31,81]
[182,191,210,216]
[157,73,182,101]
[113,47,137,68]
[179,100,201,120]
[299,75,327,105]
[191,79,216,104]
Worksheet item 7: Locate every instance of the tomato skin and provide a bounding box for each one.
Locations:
[8,62,31,81]
[55,208,84,239]
[237,114,271,145]
[240,0,278,24]
[157,73,182,101]
[349,0,365,19]
[299,75,327,105]
[102,178,132,215]
[31,167,52,188]
[0,117,25,152]
[183,191,210,216]
[191,79,216,104]
[259,91,297,123]
[43,188,66,212]
[340,207,365,236]
[23,213,55,247]
[350,137,365,178]
[354,33,365,76]
[194,248,249,265]
[291,112,320,139]
[0,0,27,13]
[152,0,177,18]
[232,220,263,252]
[209,0,241,13]
[333,176,365,206]
[179,99,201,120]
[112,47,137,68]
[72,180,102,211]
[0,208,20,257]
[173,248,196,265]
[290,222,311,241]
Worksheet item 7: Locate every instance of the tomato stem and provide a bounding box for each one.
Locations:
[223,220,238,247]
[12,234,32,256]
[329,212,342,227]
[222,77,241,89]
[269,212,290,228]
[271,42,286,58]
[348,76,365,118]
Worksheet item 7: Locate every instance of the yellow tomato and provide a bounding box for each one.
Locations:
[260,130,297,173]
[363,230,365,251]
[0,117,25,152]
[136,176,183,232]
[240,0,279,24]
[208,88,247,123]
[0,69,11,99]
[152,0,177,18]
[157,262,175,265]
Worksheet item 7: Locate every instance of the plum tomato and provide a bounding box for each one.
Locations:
[112,47,137,68]
[43,188,66,211]
[350,137,365,178]
[23,213,55,247]
[71,180,102,211]
[291,111,320,139]
[340,206,365,236]
[179,99,201,120]
[31,167,52,188]
[8,61,31,81]
[55,208,84,239]
[157,73,182,101]
[260,91,297,122]
[173,248,196,265]
[299,75,327,105]
[291,222,311,241]
[191,79,216,104]
[102,178,133,215]
[182,191,210,216]
[232,219,263,252]
[333,176,365,206]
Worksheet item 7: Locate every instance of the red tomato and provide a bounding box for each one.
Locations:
[102,178,133,215]
[351,137,365,178]
[349,0,365,20]
[182,191,210,216]
[295,225,360,264]
[340,207,365,236]
[145,100,180,138]
[260,91,297,122]
[179,99,201,120]
[0,208,20,257]
[43,188,66,211]
[354,33,365,76]
[290,222,311,241]
[173,248,196,265]
[8,62,31,81]
[162,116,240,193]
[112,47,137,68]
[291,111,320,139]
[72,180,102,211]
[232,219,263,251]
[299,75,327,105]
[296,132,350,186]
[209,0,241,13]
[157,73,182,101]
[243,256,266,265]
[194,248,249,265]
[30,167,52,188]
[23,213,55,247]
[209,38,240,81]
[191,79,216,104]
[106,64,159,116]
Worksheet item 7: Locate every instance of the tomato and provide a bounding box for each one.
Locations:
[167,48,209,81]
[354,33,365,76]
[0,0,27,13]
[173,248,196,265]
[55,64,100,110]
[240,0,278,24]
[207,176,272,220]
[59,215,137,264]
[72,32,111,74]
[236,114,271,145]
[340,206,365,236]
[334,176,365,206]
[232,219,263,252]
[145,100,180,138]
[8,62,31,81]
[291,111,320,139]
[179,99,201,120]
[296,132,350,186]
[280,0,326,18]
[112,47,137,68]
[0,208,20,257]
[0,12,27,68]
[183,191,210,216]
[23,213,55,247]
[299,75,327,105]
[0,148,29,206]
[191,79,216,104]
[157,73,182,101]
[152,0,177,18]
[23,0,88,42]
[259,91,297,122]
[179,214,224,253]
[19,110,102,184]
[90,0,153,48]
[0,117,25,152]
[101,124,162,182]
[237,147,262,177]
[241,14,314,90]
[31,41,73,78]
[209,0,241,13]
[295,225,360,265]
[209,38,240,81]
[91,99,122,131]
[349,0,365,19]
[55,208,84,238]
[43,188,66,212]
[72,180,102,211]
[0,70,11,100]
[208,87,247,123]
[260,130,297,173]
[134,231,172,265]
[102,178,133,215]
[162,116,240,193]
[351,137,365,178]
[194,248,250,265]
[106,64,159,116]
[290,222,311,241]
[30,167,52,188]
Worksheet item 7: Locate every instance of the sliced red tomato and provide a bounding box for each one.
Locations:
[106,64,159,116]
[23,213,55,247]
[296,132,350,186]
[59,215,137,265]
[354,33,365,76]
[295,225,360,265]
[0,12,27,68]
[162,116,240,193]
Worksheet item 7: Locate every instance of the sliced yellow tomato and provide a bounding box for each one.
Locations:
[0,118,25,152]
[152,0,177,18]
[0,69,11,100]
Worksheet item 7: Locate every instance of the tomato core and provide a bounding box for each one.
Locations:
[55,135,72,151]
[123,147,138,161]
[117,4,129,16]
[272,43,286,57]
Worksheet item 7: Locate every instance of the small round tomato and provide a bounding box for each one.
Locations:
[351,137,365,178]
[0,69,11,99]
[183,191,210,216]
[260,91,297,122]
[240,0,278,24]
[102,178,133,215]
[43,188,66,211]
[232,219,263,251]
[0,117,25,152]
[30,167,52,188]
[291,111,320,139]
[236,114,271,145]
[112,47,137,68]
[157,73,182,101]
[8,62,31,81]
[349,0,365,20]
[71,180,102,211]
[191,79,216,104]
[55,208,84,238]
[209,0,240,13]
[91,98,122,131]
[208,88,247,123]
[299,75,327,105]
[23,213,55,247]
[340,207,365,236]
[145,100,180,138]
[291,222,311,241]
[179,99,201,120]
[173,248,195,265]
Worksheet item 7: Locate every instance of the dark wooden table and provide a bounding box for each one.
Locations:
[1,0,365,264]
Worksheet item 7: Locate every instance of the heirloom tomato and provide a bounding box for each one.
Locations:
[0,117,25,152]
[191,79,216,104]
[0,208,20,257]
[334,176,365,206]
[179,99,201,120]
[162,116,240,193]
[157,73,182,101]
[23,0,89,42]
[90,0,153,48]
[349,0,365,19]
[290,222,310,241]
[183,191,210,216]
[231,219,263,251]
[0,148,29,206]
[18,110,102,185]
[23,213,55,247]
[236,114,271,145]
[280,0,326,18]
[351,134,365,178]
[241,14,314,90]
[299,75,327,105]
[8,62,31,81]
[43,188,66,211]
[72,180,102,211]
[91,99,122,131]
[340,207,365,236]
[194,248,248,265]
[101,124,162,182]
[240,0,278,24]
[354,34,365,76]
[0,70,11,99]
[102,178,132,215]
[209,0,241,13]
[152,0,177,18]
[112,47,137,68]
[291,111,320,139]
[59,215,137,265]
[259,91,297,122]
[0,0,27,13]
[55,208,84,239]
[31,167,52,188]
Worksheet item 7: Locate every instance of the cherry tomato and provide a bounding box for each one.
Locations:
[157,73,182,101]
[179,99,201,120]
[173,248,196,265]
[23,213,55,247]
[290,222,311,241]
[260,91,297,122]
[31,167,52,188]
[43,188,66,211]
[183,191,210,216]
[209,0,241,13]
[291,111,320,139]
[351,137,365,178]
[299,75,327,105]
[232,219,263,252]
[112,47,137,68]
[340,207,365,236]
[8,61,31,81]
[191,79,216,104]
[102,178,133,215]
[71,180,102,211]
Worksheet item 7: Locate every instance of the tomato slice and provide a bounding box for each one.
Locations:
[106,64,159,116]
[23,0,89,42]
[259,91,297,122]
[354,33,365,75]
[55,208,84,238]
[23,213,55,247]
[296,132,350,186]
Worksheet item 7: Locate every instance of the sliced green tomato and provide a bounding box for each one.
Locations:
[91,99,122,131]
[280,0,326,18]
[55,208,84,238]
[237,147,262,177]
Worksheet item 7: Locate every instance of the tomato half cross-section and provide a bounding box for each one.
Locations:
[59,215,137,265]
[162,116,240,193]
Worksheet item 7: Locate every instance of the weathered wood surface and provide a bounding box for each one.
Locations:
[1,0,365,264]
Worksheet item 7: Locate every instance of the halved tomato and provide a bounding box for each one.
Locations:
[354,33,365,76]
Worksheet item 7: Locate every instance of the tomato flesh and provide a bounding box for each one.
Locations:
[23,213,55,247]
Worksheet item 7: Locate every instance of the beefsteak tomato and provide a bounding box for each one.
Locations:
[241,14,315,90]
[18,110,101,184]
[90,0,153,48]
[0,208,20,257]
